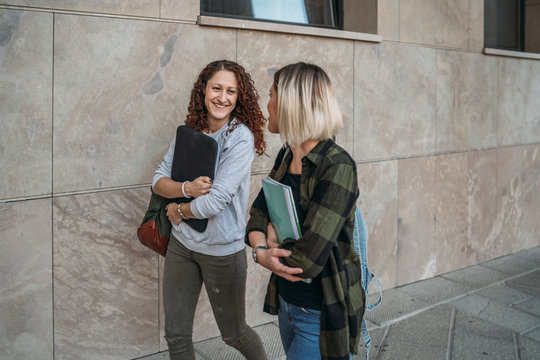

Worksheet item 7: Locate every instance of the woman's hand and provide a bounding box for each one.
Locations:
[266,223,279,249]
[257,248,304,282]
[165,203,183,225]
[185,176,212,198]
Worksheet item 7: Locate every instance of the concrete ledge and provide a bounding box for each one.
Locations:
[198,15,382,42]
[484,48,540,61]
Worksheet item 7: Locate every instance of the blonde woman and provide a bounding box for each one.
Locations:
[246,62,364,360]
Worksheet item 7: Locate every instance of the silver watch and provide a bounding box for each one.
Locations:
[252,246,268,263]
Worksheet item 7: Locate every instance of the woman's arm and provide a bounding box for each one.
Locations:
[248,230,303,282]
[152,136,212,200]
[280,161,359,278]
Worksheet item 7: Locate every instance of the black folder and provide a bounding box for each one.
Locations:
[170,125,218,232]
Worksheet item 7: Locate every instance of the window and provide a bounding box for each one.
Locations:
[200,0,377,34]
[485,0,540,54]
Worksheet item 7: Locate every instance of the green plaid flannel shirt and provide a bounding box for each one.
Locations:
[246,139,365,360]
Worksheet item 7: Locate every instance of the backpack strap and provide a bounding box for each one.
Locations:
[353,206,383,358]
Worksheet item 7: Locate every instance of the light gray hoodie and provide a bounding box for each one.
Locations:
[152,120,254,256]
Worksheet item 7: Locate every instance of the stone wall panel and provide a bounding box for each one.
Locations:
[397,156,437,285]
[355,42,437,160]
[53,188,159,359]
[1,0,160,17]
[436,50,497,152]
[357,160,398,290]
[0,10,52,200]
[0,199,53,360]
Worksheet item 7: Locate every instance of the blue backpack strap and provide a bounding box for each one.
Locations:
[353,206,383,358]
[354,206,382,308]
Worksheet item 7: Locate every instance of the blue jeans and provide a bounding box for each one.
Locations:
[278,295,354,360]
[278,295,322,360]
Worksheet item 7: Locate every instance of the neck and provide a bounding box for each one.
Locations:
[206,117,229,134]
[289,140,319,174]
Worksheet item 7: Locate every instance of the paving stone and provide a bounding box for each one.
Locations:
[363,289,430,326]
[513,246,540,264]
[451,294,540,333]
[505,270,540,297]
[513,296,540,317]
[353,326,387,360]
[134,350,204,360]
[477,284,532,305]
[194,322,284,360]
[451,311,515,360]
[441,265,509,289]
[383,305,453,348]
[519,335,540,359]
[254,323,286,360]
[133,351,170,360]
[374,340,446,360]
[396,276,471,304]
[480,254,540,276]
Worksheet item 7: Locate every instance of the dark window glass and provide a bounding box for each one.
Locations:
[484,0,525,51]
[201,0,340,29]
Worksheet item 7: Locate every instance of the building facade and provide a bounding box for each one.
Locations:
[1,0,539,359]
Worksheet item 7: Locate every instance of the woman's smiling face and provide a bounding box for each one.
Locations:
[204,70,239,125]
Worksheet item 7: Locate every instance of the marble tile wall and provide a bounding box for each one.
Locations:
[468,149,499,263]
[354,42,437,161]
[469,0,484,51]
[378,0,399,42]
[53,188,159,360]
[434,153,469,275]
[1,0,200,21]
[436,50,497,152]
[498,57,540,146]
[399,0,472,50]
[1,2,539,359]
[0,10,52,200]
[495,146,524,255]
[0,199,53,360]
[357,160,399,290]
[521,145,540,249]
[397,156,437,285]
[1,0,161,18]
[161,0,198,22]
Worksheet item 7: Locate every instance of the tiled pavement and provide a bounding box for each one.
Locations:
[137,246,540,360]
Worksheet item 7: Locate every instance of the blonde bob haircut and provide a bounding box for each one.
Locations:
[273,62,342,147]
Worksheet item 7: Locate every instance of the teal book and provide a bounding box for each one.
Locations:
[261,177,302,242]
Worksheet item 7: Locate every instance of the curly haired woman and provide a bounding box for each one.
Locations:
[152,60,268,360]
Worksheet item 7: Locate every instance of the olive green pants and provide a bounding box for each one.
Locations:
[163,238,267,360]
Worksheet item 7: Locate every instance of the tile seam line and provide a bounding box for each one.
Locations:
[520,323,540,336]
[0,4,196,24]
[373,265,540,328]
[445,308,456,360]
[513,332,521,360]
[51,12,56,360]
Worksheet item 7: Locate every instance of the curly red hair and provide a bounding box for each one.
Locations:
[185,60,267,156]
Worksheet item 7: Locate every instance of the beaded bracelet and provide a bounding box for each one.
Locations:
[177,204,187,220]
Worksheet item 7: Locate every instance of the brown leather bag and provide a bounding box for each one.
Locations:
[137,190,171,256]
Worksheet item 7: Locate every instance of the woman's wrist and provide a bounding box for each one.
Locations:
[182,181,192,198]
